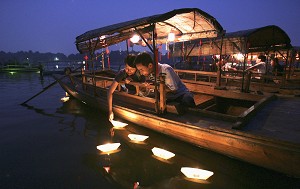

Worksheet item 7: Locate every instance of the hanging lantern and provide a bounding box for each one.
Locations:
[130,34,140,43]
[168,32,175,42]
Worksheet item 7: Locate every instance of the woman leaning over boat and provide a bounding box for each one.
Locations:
[107,54,145,121]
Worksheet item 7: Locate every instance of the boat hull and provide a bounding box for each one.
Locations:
[55,73,300,177]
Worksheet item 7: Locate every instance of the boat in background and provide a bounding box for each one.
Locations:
[39,60,84,75]
[0,63,39,73]
[169,25,300,96]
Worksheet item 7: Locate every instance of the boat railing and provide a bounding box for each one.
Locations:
[174,69,294,92]
[82,73,165,112]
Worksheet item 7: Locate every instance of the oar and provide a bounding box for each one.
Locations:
[20,80,60,105]
[20,66,82,105]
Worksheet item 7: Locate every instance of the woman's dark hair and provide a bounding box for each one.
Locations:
[124,54,137,67]
[258,55,266,62]
[134,52,153,66]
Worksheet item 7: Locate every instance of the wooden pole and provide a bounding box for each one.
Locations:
[159,73,166,113]
[152,24,159,114]
[216,32,224,87]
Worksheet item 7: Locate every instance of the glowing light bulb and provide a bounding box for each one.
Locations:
[130,34,140,43]
[168,32,175,42]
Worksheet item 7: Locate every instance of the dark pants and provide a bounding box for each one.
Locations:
[167,92,196,108]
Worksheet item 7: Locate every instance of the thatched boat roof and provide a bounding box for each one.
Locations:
[171,25,292,57]
[75,8,224,53]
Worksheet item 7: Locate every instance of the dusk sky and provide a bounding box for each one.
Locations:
[1,0,299,55]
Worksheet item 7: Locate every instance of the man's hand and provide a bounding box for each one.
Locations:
[124,77,132,84]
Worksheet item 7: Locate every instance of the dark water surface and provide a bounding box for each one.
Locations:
[0,72,299,189]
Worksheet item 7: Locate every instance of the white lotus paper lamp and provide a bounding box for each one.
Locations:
[128,134,149,142]
[151,147,175,160]
[103,166,110,173]
[181,167,214,180]
[60,96,70,102]
[97,143,121,153]
[110,120,128,129]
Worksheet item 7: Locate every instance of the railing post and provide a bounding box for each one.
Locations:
[244,71,252,93]
[135,85,140,96]
[81,68,87,91]
[93,76,97,96]
[159,73,166,114]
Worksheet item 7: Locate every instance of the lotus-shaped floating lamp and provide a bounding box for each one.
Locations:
[97,143,121,153]
[110,120,128,129]
[103,166,110,173]
[128,134,149,142]
[60,96,70,102]
[181,167,214,180]
[151,147,175,160]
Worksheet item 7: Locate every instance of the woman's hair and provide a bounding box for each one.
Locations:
[134,52,153,66]
[258,55,266,62]
[124,54,137,67]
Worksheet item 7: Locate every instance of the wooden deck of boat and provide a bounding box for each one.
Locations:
[60,73,300,145]
[242,96,300,144]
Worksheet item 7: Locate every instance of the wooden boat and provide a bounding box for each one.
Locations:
[54,8,300,177]
[169,25,300,95]
[40,60,84,75]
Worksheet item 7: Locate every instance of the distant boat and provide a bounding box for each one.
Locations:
[40,61,84,75]
[0,63,39,72]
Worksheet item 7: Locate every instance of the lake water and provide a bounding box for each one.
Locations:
[0,72,299,189]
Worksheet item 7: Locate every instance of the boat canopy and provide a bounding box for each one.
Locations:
[170,25,292,57]
[76,8,224,54]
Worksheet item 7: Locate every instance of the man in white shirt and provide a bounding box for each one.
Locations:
[134,52,196,108]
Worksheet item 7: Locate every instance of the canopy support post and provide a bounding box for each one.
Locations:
[152,23,160,114]
[216,32,225,88]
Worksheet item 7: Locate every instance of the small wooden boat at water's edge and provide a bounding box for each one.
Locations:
[55,8,300,177]
[54,70,300,177]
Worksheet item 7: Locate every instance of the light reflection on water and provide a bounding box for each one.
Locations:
[0,72,299,189]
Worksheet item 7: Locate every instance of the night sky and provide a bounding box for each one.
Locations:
[1,0,299,55]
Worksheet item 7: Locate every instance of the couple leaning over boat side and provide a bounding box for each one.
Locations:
[107,52,196,121]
